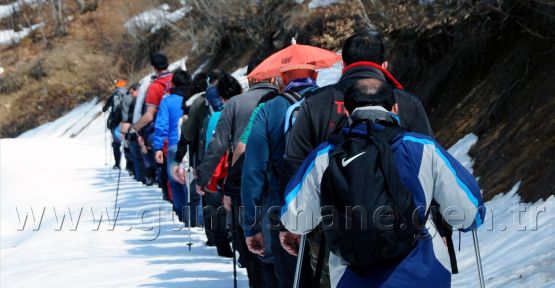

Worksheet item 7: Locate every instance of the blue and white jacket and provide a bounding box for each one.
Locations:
[281,107,486,288]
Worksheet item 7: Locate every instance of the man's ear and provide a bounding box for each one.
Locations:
[391,103,399,114]
[382,61,389,70]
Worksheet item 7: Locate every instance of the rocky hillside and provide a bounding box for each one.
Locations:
[0,0,553,201]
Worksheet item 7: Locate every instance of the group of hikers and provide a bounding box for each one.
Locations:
[102,32,486,288]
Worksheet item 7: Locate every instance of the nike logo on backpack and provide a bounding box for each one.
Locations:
[341,152,366,167]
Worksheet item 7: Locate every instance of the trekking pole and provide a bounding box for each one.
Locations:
[293,234,307,288]
[104,114,108,167]
[227,133,238,288]
[186,146,193,251]
[472,229,486,288]
[231,196,238,288]
[113,146,122,220]
[109,141,113,179]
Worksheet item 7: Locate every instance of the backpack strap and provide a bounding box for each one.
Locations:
[373,124,432,230]
[281,91,302,104]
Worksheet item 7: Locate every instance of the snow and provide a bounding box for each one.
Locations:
[124,4,192,35]
[0,23,43,46]
[316,60,342,87]
[2,105,249,287]
[18,98,102,139]
[0,0,43,20]
[294,0,342,9]
[231,65,249,91]
[447,134,555,287]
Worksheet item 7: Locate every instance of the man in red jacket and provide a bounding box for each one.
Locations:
[133,53,173,188]
[133,53,173,134]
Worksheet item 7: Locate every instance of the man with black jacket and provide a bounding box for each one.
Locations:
[280,32,439,287]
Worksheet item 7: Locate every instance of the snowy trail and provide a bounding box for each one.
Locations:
[1,105,248,287]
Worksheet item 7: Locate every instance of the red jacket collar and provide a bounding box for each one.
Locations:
[342,61,403,89]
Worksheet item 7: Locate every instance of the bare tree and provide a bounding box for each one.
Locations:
[49,0,67,36]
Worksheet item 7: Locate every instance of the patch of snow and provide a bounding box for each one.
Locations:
[0,0,43,20]
[232,66,249,91]
[0,23,43,46]
[192,60,210,77]
[447,133,478,173]
[316,60,342,87]
[446,134,555,287]
[308,0,342,9]
[18,98,102,139]
[124,4,192,35]
[452,182,555,287]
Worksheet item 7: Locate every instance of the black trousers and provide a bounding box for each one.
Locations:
[204,191,231,256]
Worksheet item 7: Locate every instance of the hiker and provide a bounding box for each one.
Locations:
[120,83,141,177]
[174,69,221,245]
[153,69,192,223]
[172,72,210,228]
[195,59,280,287]
[103,79,127,169]
[196,72,243,259]
[126,85,149,184]
[133,53,173,189]
[280,84,485,287]
[240,67,319,288]
[280,32,435,287]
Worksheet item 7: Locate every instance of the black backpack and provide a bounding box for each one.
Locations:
[320,120,427,275]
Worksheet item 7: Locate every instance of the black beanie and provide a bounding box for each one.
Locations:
[172,69,192,87]
[150,53,169,70]
[171,69,192,98]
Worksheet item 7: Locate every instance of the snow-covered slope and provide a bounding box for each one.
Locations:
[448,135,555,287]
[1,105,248,287]
[1,65,554,287]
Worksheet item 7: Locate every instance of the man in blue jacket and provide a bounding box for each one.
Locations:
[153,69,192,223]
[241,67,319,288]
[280,84,486,287]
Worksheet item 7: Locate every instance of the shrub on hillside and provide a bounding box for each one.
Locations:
[0,74,24,95]
[29,60,48,81]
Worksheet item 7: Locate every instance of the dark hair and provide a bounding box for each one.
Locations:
[207,69,223,84]
[127,83,140,94]
[217,73,242,100]
[342,32,385,65]
[171,69,192,97]
[344,84,395,113]
[246,56,266,75]
[150,53,169,71]
[191,72,208,95]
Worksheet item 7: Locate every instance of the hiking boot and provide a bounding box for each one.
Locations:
[205,240,216,247]
[144,176,155,186]
[216,242,233,258]
[113,164,121,170]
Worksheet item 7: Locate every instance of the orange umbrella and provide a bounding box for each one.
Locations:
[247,38,342,81]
